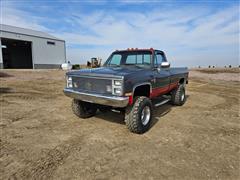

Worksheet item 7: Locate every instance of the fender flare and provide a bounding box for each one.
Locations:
[132,82,152,97]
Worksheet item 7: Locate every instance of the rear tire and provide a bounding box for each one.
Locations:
[125,96,152,134]
[72,99,97,118]
[171,84,186,106]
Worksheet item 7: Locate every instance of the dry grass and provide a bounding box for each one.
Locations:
[192,67,240,74]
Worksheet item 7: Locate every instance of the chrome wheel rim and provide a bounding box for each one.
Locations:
[181,91,185,101]
[141,106,151,126]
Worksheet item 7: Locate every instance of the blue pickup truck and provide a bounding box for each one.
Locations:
[64,48,189,134]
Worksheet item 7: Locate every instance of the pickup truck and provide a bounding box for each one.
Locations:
[64,48,188,134]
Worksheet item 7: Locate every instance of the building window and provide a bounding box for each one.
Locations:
[47,41,55,45]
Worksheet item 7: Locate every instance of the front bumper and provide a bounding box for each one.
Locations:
[64,88,129,108]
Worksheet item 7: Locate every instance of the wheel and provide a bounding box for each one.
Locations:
[171,84,186,106]
[125,96,152,134]
[71,99,97,118]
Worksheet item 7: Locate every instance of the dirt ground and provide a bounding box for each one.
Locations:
[0,69,239,180]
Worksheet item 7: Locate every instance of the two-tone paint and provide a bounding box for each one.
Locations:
[65,49,188,108]
[122,66,188,104]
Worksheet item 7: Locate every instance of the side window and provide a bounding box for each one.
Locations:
[155,53,165,66]
[109,54,121,65]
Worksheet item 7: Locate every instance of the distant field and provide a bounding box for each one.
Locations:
[190,68,239,82]
[192,67,240,74]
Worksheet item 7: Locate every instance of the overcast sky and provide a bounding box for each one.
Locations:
[1,0,239,67]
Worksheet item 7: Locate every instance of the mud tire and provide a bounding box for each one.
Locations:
[171,84,186,106]
[72,99,97,118]
[125,96,152,134]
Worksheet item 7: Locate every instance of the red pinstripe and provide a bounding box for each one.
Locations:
[150,82,178,98]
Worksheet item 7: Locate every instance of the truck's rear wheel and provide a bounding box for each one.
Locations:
[72,99,97,118]
[171,84,186,106]
[125,96,152,134]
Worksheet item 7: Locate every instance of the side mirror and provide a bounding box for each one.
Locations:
[161,62,170,68]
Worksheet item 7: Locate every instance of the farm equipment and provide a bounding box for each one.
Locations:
[87,57,102,68]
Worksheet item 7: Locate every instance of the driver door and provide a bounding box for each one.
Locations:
[151,51,171,97]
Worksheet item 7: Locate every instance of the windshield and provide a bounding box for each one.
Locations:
[104,51,152,68]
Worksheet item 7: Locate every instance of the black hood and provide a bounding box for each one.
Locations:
[67,66,147,79]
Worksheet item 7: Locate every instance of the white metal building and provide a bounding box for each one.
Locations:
[0,24,66,69]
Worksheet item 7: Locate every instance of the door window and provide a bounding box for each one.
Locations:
[155,53,165,66]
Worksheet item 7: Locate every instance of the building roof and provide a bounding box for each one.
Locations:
[0,24,64,42]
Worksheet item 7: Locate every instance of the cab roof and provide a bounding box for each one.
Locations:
[114,48,164,54]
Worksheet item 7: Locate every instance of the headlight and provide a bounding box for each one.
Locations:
[112,79,123,95]
[114,88,122,95]
[114,80,122,86]
[66,76,72,88]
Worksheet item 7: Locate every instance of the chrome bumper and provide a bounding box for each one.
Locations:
[64,88,129,107]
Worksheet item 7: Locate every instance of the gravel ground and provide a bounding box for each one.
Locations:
[0,69,239,179]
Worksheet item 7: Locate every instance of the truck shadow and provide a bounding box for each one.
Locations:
[151,103,172,128]
[94,104,172,128]
[94,95,190,130]
[94,104,172,127]
[151,94,190,128]
[95,111,125,125]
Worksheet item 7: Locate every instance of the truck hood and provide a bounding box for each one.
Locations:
[67,66,147,79]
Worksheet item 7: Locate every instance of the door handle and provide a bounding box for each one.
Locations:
[150,75,156,83]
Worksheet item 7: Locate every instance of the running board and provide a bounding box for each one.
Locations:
[154,99,170,107]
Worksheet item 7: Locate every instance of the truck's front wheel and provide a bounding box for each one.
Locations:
[72,99,97,118]
[125,96,152,134]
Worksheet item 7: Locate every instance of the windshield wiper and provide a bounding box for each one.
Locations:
[123,64,146,68]
[107,64,121,67]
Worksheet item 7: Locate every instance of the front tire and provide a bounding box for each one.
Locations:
[125,96,152,134]
[72,99,97,118]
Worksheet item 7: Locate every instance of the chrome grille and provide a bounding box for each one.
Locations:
[72,76,112,94]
